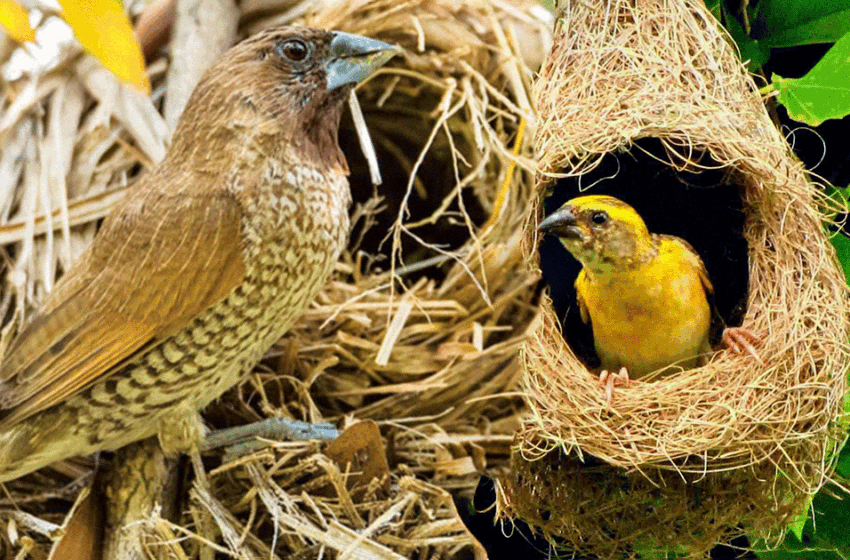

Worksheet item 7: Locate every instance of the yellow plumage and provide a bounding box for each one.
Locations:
[575,231,712,377]
[538,195,757,403]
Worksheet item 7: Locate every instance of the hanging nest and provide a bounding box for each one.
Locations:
[0,0,550,557]
[495,0,850,557]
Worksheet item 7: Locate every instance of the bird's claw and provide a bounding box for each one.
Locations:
[598,367,630,406]
[722,327,762,363]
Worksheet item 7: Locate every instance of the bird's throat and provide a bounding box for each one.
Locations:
[571,237,658,281]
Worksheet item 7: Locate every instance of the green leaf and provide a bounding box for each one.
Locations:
[787,494,813,541]
[755,534,845,560]
[754,484,850,560]
[837,440,850,478]
[632,537,684,560]
[800,491,850,555]
[722,4,770,70]
[772,32,850,126]
[704,0,721,21]
[763,11,850,48]
[829,229,850,283]
[824,182,850,207]
[752,0,850,46]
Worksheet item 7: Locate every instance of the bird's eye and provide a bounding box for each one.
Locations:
[277,39,309,62]
[591,211,608,226]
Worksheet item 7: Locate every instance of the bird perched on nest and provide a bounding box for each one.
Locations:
[0,27,396,482]
[538,195,759,404]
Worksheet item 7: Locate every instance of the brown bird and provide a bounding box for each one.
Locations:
[0,26,396,482]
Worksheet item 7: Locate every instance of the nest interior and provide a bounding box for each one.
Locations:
[497,0,850,556]
[0,0,552,558]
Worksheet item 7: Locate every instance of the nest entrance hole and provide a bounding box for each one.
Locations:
[538,138,751,367]
[337,87,489,284]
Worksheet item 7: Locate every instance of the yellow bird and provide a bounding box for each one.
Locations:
[538,195,758,404]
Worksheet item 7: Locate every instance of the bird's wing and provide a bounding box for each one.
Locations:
[657,234,714,296]
[574,269,591,325]
[658,234,726,348]
[0,182,246,426]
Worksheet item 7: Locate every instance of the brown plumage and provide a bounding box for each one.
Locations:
[0,26,396,482]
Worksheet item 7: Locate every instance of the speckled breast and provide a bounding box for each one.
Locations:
[66,164,351,448]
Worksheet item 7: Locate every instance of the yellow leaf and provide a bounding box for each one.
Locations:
[0,0,35,43]
[59,0,151,93]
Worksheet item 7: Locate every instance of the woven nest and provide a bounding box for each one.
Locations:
[0,0,551,557]
[495,0,850,557]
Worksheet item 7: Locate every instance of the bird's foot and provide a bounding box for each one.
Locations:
[157,408,207,457]
[157,408,209,487]
[598,367,630,406]
[202,418,340,460]
[721,327,762,363]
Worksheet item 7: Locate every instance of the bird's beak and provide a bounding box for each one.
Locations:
[325,32,398,91]
[538,207,583,241]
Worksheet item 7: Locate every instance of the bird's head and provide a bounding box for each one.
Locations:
[538,195,656,275]
[170,26,397,167]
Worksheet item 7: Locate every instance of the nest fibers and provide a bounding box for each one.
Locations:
[495,0,850,557]
[0,0,550,557]
[278,0,547,427]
